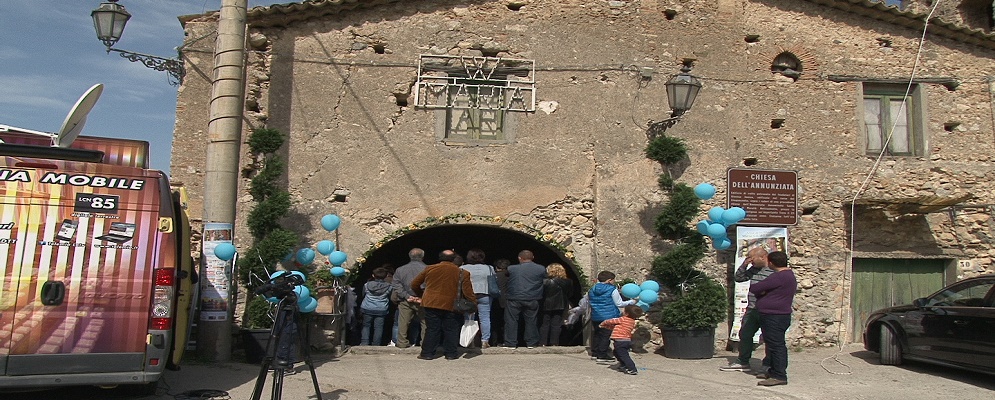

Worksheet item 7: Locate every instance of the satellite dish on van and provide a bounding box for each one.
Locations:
[55,83,104,148]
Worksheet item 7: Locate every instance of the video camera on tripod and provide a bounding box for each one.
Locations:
[254,271,306,300]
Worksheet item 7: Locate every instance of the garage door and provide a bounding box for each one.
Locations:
[850,258,947,341]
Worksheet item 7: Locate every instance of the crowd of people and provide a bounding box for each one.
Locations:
[346,246,797,383]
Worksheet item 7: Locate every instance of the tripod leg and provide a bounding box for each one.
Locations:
[292,307,324,400]
[271,367,284,400]
[251,297,291,400]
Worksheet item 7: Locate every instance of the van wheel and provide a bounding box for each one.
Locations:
[879,325,903,365]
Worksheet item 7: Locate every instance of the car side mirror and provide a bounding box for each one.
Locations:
[912,298,928,308]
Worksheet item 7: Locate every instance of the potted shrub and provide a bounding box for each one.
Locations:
[238,127,298,363]
[646,135,727,359]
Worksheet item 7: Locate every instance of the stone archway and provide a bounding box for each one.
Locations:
[348,222,586,346]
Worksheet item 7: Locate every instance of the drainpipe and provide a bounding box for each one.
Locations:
[198,0,248,362]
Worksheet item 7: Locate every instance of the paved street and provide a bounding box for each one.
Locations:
[4,344,992,399]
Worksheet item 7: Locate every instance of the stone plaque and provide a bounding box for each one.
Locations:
[727,168,798,226]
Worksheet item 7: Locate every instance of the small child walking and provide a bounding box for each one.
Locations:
[599,304,643,375]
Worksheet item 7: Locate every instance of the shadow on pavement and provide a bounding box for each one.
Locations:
[846,347,995,391]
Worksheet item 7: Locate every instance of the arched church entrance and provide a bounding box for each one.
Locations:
[348,224,585,347]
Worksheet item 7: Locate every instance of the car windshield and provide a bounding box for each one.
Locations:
[926,279,995,307]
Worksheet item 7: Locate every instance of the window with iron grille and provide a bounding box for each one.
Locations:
[415,55,535,144]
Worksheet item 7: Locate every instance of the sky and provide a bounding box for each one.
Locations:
[1,1,269,173]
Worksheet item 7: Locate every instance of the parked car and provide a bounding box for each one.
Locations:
[863,274,995,375]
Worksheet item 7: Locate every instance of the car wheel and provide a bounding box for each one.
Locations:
[879,325,903,365]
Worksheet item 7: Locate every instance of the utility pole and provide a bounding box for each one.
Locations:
[198,0,248,362]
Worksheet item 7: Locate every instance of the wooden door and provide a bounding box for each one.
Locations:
[850,258,946,341]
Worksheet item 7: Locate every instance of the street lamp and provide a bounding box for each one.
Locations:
[665,59,702,118]
[91,0,185,84]
[648,59,702,138]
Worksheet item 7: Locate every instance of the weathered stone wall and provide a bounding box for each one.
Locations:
[172,0,995,347]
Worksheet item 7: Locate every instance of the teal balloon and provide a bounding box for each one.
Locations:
[620,283,641,299]
[636,300,651,312]
[696,221,710,235]
[639,280,660,293]
[266,296,279,303]
[213,243,236,261]
[298,292,312,306]
[707,207,725,222]
[300,297,318,313]
[328,250,347,266]
[290,270,306,283]
[293,285,310,300]
[270,270,290,280]
[296,248,315,265]
[706,223,726,238]
[713,238,732,250]
[320,214,341,231]
[721,208,743,225]
[330,266,346,277]
[281,251,294,262]
[638,289,659,304]
[316,240,336,255]
[694,183,716,200]
[730,206,747,222]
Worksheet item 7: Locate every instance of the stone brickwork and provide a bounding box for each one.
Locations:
[172,0,995,347]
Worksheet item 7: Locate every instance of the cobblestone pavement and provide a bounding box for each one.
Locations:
[3,344,992,399]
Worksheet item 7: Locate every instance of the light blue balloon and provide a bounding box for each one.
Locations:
[721,208,742,225]
[266,296,279,303]
[330,266,346,277]
[328,250,347,266]
[316,240,336,255]
[293,285,310,300]
[298,292,312,306]
[320,214,341,232]
[620,283,641,299]
[300,297,318,313]
[730,206,747,222]
[281,251,294,262]
[290,270,306,283]
[636,300,650,312]
[706,223,726,238]
[639,289,659,304]
[713,238,732,250]
[296,248,315,265]
[696,221,710,235]
[213,243,236,261]
[707,207,725,223]
[270,270,290,281]
[639,280,660,293]
[694,183,716,200]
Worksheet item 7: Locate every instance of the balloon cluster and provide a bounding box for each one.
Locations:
[692,183,747,250]
[620,280,662,312]
[287,214,350,279]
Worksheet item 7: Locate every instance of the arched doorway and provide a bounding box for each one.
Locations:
[348,224,586,346]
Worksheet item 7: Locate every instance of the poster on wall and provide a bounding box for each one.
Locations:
[729,226,788,341]
[200,222,234,321]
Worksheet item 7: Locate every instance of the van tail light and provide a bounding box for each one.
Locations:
[151,268,175,330]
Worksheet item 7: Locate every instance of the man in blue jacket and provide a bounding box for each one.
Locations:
[588,271,636,363]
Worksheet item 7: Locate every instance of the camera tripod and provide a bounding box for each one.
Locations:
[249,294,323,400]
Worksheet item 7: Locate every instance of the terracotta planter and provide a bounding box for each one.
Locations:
[314,287,337,314]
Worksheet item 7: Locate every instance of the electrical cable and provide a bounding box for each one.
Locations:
[823,0,944,377]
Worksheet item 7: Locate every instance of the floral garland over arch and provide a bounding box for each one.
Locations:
[352,213,585,282]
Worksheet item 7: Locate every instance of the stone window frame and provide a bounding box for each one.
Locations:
[856,82,928,157]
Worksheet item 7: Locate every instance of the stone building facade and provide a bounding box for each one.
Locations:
[171,0,995,347]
